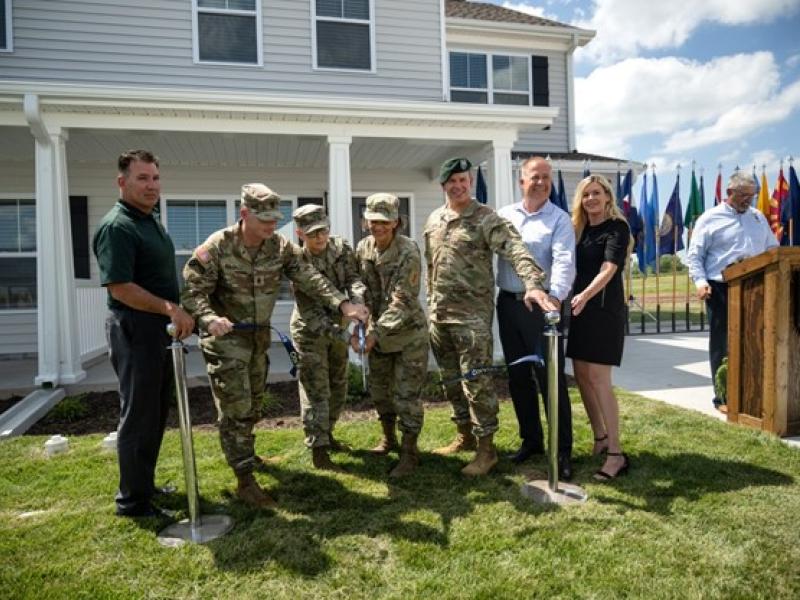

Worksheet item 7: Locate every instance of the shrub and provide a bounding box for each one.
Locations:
[44,394,89,423]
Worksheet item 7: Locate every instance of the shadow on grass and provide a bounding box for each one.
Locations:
[203,451,530,577]
[585,451,794,514]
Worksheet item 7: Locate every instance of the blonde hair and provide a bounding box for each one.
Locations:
[571,174,627,240]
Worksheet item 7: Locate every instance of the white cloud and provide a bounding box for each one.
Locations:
[663,79,800,153]
[574,52,786,158]
[787,54,800,70]
[574,0,800,65]
[500,2,557,21]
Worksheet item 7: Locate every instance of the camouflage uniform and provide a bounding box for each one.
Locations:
[356,232,428,435]
[290,229,365,448]
[181,189,347,476]
[424,197,545,437]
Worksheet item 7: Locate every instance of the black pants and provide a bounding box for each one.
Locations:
[497,292,572,455]
[705,280,728,402]
[106,308,174,514]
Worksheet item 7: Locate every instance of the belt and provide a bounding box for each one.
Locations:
[498,289,526,301]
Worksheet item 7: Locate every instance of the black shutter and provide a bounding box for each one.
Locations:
[69,196,90,279]
[532,55,549,107]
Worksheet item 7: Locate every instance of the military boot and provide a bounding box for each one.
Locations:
[389,433,419,478]
[461,434,499,476]
[236,473,277,509]
[432,422,476,455]
[370,418,399,454]
[312,446,343,472]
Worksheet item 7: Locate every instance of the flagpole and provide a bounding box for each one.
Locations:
[671,164,681,333]
[684,161,695,332]
[653,164,661,333]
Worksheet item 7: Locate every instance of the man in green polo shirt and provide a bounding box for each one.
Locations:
[93,149,194,518]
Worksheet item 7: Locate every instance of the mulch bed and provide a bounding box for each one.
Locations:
[2,379,517,437]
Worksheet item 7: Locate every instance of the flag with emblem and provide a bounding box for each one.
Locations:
[659,174,684,255]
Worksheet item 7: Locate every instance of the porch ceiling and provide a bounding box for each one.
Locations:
[0,126,486,170]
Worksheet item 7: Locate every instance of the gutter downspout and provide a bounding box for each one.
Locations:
[566,34,578,152]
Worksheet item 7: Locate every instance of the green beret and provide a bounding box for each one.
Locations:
[439,157,473,184]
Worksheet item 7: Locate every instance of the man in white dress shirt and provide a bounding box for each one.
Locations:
[496,156,576,479]
[686,170,778,410]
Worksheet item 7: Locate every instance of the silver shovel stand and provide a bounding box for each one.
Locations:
[158,324,234,547]
[521,311,588,506]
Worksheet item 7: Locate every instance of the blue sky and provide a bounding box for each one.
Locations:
[491,0,800,207]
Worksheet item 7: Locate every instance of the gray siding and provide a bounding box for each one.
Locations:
[0,0,443,101]
[514,50,570,154]
[0,312,37,355]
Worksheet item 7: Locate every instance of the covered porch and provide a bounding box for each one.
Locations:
[0,83,558,387]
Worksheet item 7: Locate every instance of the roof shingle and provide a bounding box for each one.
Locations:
[446,0,577,29]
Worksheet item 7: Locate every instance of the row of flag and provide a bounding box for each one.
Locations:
[550,160,800,274]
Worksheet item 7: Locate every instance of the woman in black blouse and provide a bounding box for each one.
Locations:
[566,174,632,480]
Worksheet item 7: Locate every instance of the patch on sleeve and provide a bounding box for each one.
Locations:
[408,267,420,287]
[194,245,211,263]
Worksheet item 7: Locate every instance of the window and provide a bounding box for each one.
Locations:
[449,52,548,107]
[0,0,11,53]
[314,0,374,71]
[351,196,410,246]
[193,0,261,65]
[449,52,487,104]
[492,55,529,105]
[0,199,36,309]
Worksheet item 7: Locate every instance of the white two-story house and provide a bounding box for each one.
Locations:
[0,0,635,387]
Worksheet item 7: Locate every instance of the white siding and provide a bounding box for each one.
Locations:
[1,0,443,101]
[514,50,570,154]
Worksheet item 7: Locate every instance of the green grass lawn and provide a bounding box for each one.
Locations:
[2,392,800,599]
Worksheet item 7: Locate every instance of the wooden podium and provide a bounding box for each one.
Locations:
[723,247,800,436]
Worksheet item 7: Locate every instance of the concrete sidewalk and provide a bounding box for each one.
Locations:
[565,331,799,448]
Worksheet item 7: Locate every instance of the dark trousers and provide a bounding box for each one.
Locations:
[497,292,573,455]
[106,308,174,514]
[705,280,729,402]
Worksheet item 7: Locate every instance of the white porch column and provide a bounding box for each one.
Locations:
[491,138,515,210]
[327,135,353,242]
[25,95,85,386]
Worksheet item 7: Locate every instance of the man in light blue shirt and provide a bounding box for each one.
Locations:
[496,156,576,478]
[686,170,778,410]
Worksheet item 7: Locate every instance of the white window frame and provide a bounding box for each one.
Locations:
[491,52,531,106]
[448,50,489,104]
[0,194,36,314]
[0,0,12,53]
[191,0,263,67]
[311,0,376,74]
[448,49,533,107]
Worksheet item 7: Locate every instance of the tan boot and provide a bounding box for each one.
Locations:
[389,433,419,478]
[312,446,343,472]
[236,473,277,509]
[461,434,498,476]
[433,423,476,455]
[370,418,399,454]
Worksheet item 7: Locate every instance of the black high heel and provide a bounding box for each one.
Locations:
[593,434,609,456]
[594,452,629,481]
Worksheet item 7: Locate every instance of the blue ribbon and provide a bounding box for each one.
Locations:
[440,354,544,385]
[232,323,298,378]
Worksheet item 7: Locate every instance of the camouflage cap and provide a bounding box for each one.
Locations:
[439,157,473,184]
[293,204,330,234]
[241,183,283,221]
[364,193,399,222]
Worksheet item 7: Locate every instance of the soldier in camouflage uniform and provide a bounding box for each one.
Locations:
[290,204,366,471]
[424,158,557,476]
[353,193,429,478]
[181,184,368,509]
